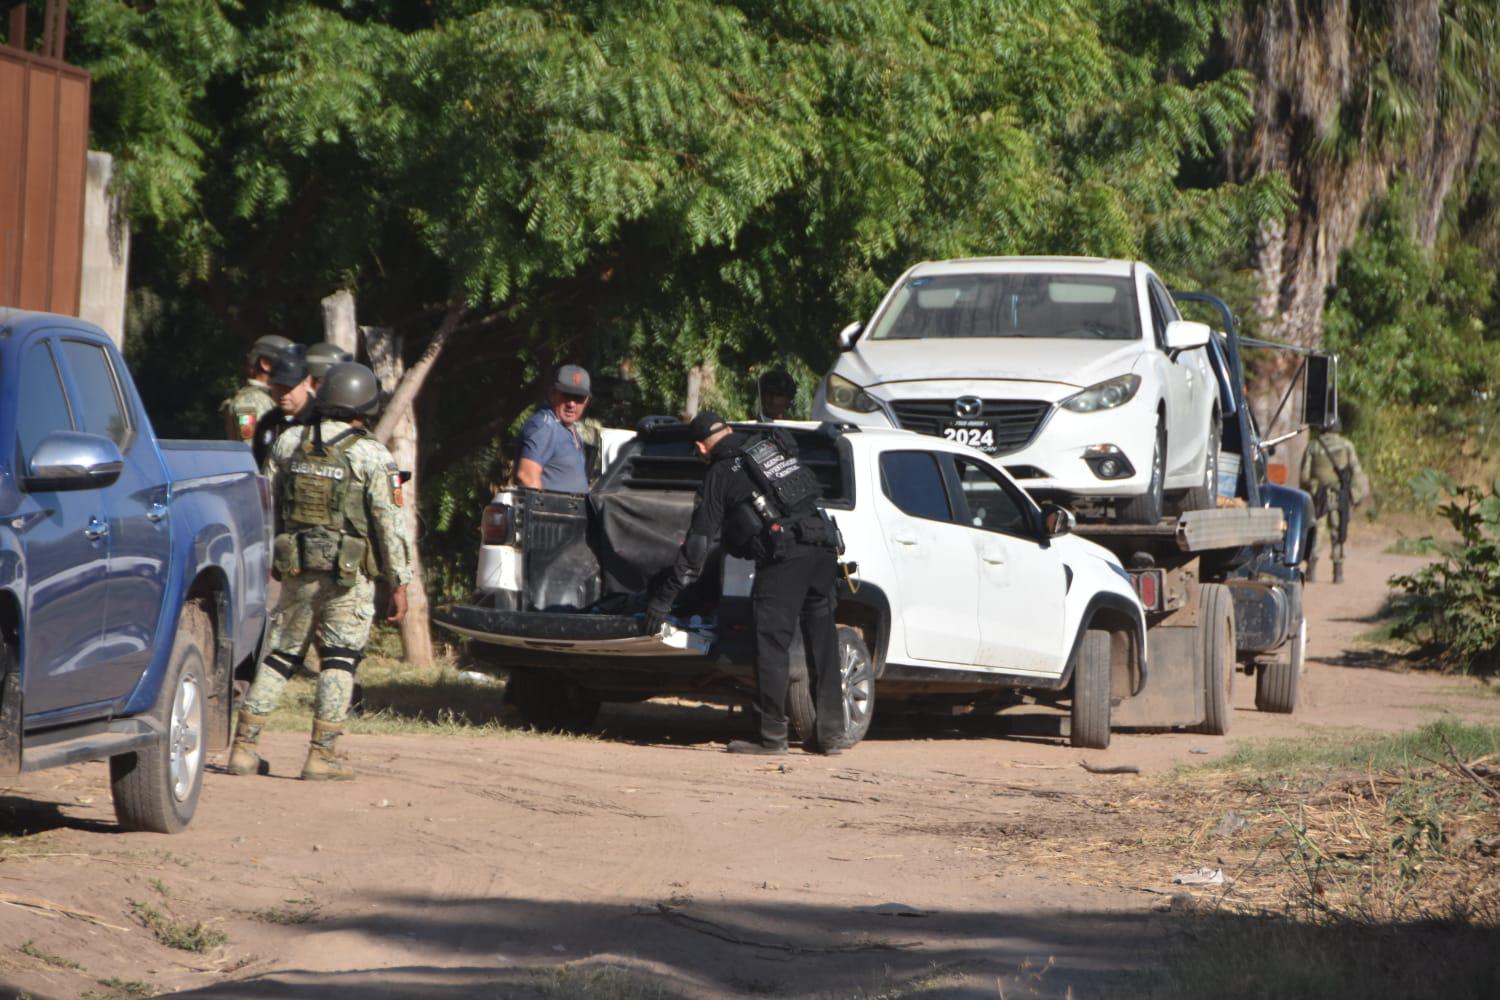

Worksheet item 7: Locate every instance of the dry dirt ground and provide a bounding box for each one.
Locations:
[2,524,1497,999]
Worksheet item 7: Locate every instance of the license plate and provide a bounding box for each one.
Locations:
[942,420,997,453]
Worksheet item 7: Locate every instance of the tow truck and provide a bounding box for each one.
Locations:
[1081,292,1335,731]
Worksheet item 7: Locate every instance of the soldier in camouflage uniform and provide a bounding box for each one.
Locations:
[1300,427,1371,584]
[221,334,295,443]
[228,362,412,781]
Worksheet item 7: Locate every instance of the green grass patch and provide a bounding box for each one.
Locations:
[256,651,600,739]
[129,899,227,953]
[1205,720,1500,777]
[83,979,158,1000]
[531,964,673,1000]
[262,655,516,735]
[1383,533,1439,556]
[84,977,157,1000]
[250,895,321,925]
[18,940,83,971]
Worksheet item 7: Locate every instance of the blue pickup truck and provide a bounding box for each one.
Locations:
[0,309,270,832]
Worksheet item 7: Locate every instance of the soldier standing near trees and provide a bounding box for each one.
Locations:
[1300,415,1372,584]
[228,362,413,781]
[221,334,295,442]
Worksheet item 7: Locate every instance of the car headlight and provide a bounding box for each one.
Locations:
[1061,374,1142,413]
[826,373,882,414]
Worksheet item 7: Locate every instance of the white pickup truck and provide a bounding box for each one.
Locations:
[434,421,1146,749]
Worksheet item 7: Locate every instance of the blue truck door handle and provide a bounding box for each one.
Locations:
[147,500,169,523]
[84,517,110,541]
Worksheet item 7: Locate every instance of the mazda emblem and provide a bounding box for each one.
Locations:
[953,396,983,419]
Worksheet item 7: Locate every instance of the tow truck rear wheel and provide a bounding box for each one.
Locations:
[1069,629,1112,749]
[1256,616,1305,714]
[505,670,600,734]
[787,626,875,748]
[1195,583,1236,735]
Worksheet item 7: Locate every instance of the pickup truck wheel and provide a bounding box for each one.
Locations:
[110,601,212,833]
[1195,583,1236,735]
[1177,411,1220,513]
[1117,420,1165,525]
[1256,616,1304,714]
[505,670,600,734]
[787,627,875,748]
[1069,629,1112,749]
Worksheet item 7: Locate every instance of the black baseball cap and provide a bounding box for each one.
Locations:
[688,410,729,442]
[268,344,309,388]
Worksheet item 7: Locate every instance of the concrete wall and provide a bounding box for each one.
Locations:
[78,150,129,346]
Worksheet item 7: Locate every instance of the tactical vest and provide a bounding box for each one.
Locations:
[731,431,838,560]
[738,431,821,518]
[280,426,370,538]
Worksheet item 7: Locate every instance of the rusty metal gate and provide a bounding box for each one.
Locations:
[0,41,91,315]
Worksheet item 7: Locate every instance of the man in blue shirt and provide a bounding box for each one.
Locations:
[516,365,592,494]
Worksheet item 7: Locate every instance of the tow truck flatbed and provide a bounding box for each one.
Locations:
[1075,507,1285,553]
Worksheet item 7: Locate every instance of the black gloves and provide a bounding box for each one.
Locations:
[643,596,673,636]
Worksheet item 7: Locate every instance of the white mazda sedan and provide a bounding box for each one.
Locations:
[813,257,1221,523]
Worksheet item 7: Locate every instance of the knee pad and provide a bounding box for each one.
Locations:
[264,651,304,679]
[318,646,362,674]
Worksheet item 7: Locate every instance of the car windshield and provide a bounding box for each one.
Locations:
[868,273,1139,341]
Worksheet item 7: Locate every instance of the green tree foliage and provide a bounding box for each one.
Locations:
[1326,187,1498,409]
[75,1,1289,598]
[1323,183,1500,494]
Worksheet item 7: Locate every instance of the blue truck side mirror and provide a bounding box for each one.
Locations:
[24,431,124,492]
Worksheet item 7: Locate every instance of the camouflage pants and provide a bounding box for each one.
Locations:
[244,571,375,723]
[1310,502,1347,568]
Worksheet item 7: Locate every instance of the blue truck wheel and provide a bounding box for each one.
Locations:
[110,601,213,833]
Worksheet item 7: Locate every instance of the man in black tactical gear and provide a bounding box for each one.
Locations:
[644,412,846,755]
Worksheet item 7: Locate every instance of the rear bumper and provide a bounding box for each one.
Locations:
[433,604,752,695]
[434,605,712,658]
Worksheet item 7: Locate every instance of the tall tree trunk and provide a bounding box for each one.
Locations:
[1227,0,1489,350]
[366,325,435,668]
[321,290,359,355]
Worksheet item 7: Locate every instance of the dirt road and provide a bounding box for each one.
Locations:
[2,527,1496,999]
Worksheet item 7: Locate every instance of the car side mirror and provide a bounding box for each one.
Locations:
[1040,502,1075,538]
[1303,352,1339,430]
[23,431,124,492]
[837,321,862,351]
[1163,320,1211,351]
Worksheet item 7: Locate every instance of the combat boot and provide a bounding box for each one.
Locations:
[300,719,354,781]
[227,710,270,776]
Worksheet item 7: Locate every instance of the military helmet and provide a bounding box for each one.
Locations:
[248,334,295,365]
[306,342,354,380]
[758,367,796,398]
[316,362,381,419]
[268,344,309,388]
